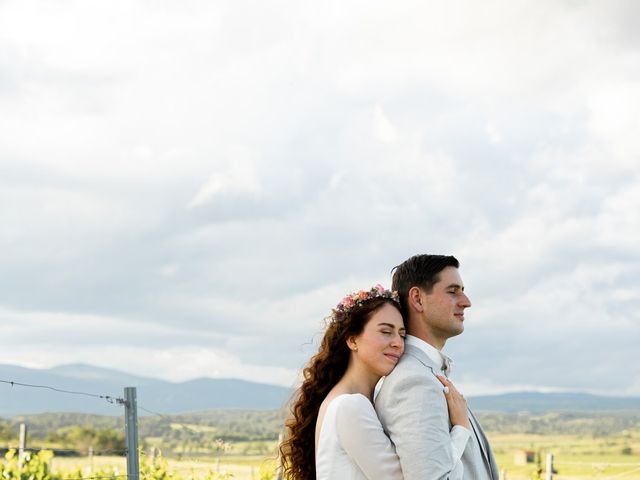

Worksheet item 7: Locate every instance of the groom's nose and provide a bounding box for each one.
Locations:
[459,292,471,308]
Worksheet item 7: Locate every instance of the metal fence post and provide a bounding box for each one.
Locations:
[18,423,27,469]
[545,453,554,480]
[88,446,94,474]
[124,387,140,480]
[275,432,283,480]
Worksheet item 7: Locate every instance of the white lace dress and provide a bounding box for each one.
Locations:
[316,393,403,480]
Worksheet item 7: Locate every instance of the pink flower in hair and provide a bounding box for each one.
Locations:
[329,284,400,323]
[342,296,355,308]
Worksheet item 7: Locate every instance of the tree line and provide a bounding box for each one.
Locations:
[2,409,639,453]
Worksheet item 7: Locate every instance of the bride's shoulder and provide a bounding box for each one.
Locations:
[317,394,369,443]
[320,393,371,417]
[329,393,375,419]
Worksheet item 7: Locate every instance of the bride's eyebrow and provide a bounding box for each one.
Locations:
[377,322,400,328]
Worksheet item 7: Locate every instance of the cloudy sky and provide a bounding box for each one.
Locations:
[1,0,639,397]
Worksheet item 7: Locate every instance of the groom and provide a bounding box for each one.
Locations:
[376,254,499,480]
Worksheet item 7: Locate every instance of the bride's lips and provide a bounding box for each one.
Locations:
[384,353,400,362]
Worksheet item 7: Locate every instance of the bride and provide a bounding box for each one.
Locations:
[279,285,467,479]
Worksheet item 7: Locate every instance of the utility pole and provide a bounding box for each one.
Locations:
[123,387,140,480]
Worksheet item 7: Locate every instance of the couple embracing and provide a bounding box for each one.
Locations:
[280,254,499,480]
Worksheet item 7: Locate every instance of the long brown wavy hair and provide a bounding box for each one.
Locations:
[279,296,402,480]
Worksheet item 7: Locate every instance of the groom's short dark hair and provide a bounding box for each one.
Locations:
[391,254,460,316]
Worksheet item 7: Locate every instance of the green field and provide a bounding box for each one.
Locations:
[490,431,640,479]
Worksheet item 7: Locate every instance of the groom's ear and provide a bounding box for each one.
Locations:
[408,286,424,313]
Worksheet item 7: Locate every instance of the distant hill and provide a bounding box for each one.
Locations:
[5,409,288,445]
[2,363,639,418]
[0,363,293,417]
[6,408,640,447]
[468,391,640,414]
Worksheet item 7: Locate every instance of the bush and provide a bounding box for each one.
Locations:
[1,449,62,480]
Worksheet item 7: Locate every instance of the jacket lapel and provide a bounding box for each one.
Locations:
[404,344,441,373]
[468,409,497,480]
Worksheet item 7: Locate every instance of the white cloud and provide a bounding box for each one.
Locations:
[187,148,262,209]
[485,122,502,145]
[104,346,298,387]
[373,104,398,144]
[0,0,638,396]
[0,306,296,386]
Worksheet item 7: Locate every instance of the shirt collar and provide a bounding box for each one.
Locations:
[405,335,453,375]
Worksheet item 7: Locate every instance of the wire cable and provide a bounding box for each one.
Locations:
[0,379,124,405]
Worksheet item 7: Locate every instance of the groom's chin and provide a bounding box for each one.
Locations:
[449,326,464,337]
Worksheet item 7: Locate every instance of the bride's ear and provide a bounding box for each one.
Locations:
[346,336,358,352]
[408,286,424,313]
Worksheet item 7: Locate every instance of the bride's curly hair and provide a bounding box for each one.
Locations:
[279,295,402,480]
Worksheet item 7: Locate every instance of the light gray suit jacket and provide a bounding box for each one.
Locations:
[375,344,499,480]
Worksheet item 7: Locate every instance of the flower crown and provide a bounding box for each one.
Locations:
[330,284,400,323]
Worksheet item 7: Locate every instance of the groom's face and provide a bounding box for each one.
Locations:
[420,266,471,342]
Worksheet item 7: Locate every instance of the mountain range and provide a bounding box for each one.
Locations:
[0,363,291,417]
[1,363,639,417]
